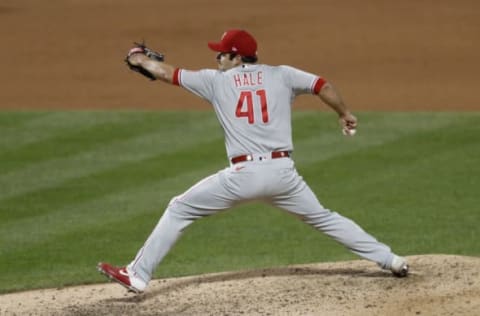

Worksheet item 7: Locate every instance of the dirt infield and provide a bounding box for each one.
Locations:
[0,255,479,316]
[0,0,479,110]
[1,1,479,315]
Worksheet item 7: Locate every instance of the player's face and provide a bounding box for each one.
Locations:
[216,52,241,71]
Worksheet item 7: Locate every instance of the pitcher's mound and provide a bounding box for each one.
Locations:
[1,254,479,316]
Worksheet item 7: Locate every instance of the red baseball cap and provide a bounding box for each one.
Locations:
[208,29,257,57]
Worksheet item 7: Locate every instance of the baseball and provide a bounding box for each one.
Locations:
[342,128,356,136]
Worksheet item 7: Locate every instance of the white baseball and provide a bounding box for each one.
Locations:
[342,128,356,136]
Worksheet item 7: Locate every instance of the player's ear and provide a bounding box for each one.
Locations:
[234,54,242,65]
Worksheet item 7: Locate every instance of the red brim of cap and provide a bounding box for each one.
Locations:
[208,42,226,52]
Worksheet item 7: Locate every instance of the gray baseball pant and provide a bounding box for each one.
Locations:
[129,157,394,283]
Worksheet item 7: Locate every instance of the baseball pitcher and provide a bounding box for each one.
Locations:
[98,29,409,293]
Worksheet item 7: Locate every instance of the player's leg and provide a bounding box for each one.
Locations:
[127,169,238,285]
[270,168,395,270]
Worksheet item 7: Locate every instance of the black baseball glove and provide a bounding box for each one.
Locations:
[125,42,164,80]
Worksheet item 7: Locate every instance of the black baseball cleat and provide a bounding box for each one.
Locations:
[390,255,409,277]
[97,262,147,293]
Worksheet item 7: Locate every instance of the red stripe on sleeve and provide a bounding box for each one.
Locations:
[172,68,181,86]
[313,77,327,94]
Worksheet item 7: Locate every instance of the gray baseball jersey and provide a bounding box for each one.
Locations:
[175,64,321,158]
[128,64,397,284]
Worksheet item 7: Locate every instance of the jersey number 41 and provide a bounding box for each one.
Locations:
[235,89,269,124]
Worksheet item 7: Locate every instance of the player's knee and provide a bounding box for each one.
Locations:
[166,197,200,219]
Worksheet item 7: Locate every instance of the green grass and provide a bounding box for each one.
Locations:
[0,110,479,293]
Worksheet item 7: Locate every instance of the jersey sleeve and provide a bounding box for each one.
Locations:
[173,68,216,102]
[279,65,326,96]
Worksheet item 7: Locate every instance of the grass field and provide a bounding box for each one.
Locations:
[0,111,479,293]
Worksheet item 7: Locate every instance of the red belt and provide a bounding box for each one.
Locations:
[231,151,291,164]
